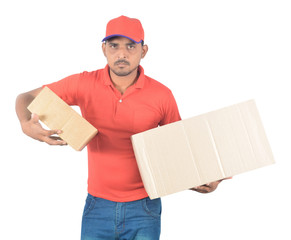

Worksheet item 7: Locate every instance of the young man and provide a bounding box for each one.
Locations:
[16,15,224,240]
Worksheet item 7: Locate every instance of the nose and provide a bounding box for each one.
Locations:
[117,46,128,59]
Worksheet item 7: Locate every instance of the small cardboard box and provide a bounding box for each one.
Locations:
[131,100,275,199]
[27,87,98,151]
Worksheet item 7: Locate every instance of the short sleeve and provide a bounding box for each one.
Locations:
[44,73,82,106]
[159,90,181,126]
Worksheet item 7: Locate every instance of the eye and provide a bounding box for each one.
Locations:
[127,44,136,50]
[109,43,118,48]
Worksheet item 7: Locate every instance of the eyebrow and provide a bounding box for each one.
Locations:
[106,38,136,45]
[106,42,136,47]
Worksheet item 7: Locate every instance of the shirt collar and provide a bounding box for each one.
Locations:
[103,64,145,89]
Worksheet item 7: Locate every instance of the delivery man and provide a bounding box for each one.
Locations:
[16,15,225,240]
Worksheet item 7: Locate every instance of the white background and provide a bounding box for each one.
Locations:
[1,0,291,239]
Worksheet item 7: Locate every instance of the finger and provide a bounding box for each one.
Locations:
[30,114,62,136]
[191,184,210,190]
[49,136,66,142]
[31,113,39,123]
[39,129,65,144]
[37,129,61,140]
[44,136,67,146]
[195,185,211,192]
[49,136,62,141]
[45,129,63,136]
[195,187,210,193]
[200,185,211,190]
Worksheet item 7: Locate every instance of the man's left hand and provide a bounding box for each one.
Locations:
[190,177,232,194]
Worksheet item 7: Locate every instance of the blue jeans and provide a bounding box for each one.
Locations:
[81,194,161,240]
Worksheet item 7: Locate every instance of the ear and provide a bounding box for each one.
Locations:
[141,44,148,59]
[102,42,107,57]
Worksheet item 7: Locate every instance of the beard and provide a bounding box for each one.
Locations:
[111,66,138,77]
[110,60,139,77]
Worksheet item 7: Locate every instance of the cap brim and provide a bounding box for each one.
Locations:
[102,34,143,44]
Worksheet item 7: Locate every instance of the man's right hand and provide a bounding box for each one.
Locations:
[21,113,67,146]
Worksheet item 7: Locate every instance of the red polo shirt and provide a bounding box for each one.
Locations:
[45,65,181,202]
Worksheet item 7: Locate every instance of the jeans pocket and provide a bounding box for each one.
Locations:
[142,197,162,219]
[83,194,96,217]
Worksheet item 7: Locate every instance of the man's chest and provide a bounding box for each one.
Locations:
[79,86,163,134]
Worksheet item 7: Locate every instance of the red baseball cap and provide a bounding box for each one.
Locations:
[102,15,144,44]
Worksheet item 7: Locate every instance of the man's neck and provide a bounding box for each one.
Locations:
[109,69,139,95]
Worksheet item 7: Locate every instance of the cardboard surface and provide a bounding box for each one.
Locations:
[131,100,275,199]
[27,87,98,151]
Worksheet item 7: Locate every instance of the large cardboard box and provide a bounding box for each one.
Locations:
[27,87,98,151]
[131,100,275,199]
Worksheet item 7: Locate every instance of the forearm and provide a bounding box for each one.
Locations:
[15,88,41,125]
[16,93,34,124]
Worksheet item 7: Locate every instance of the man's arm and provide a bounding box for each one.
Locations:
[15,87,66,146]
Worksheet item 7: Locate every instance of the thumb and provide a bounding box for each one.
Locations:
[31,113,40,123]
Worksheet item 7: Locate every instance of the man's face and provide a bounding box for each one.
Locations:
[102,37,148,77]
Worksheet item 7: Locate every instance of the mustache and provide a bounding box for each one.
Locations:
[114,60,130,65]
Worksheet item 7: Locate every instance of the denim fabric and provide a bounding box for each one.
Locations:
[81,194,161,240]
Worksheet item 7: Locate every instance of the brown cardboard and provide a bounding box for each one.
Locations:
[27,87,98,151]
[131,100,275,199]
